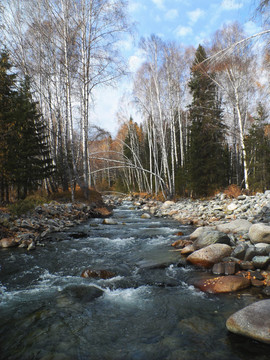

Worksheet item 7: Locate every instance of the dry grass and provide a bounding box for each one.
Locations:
[224,184,242,198]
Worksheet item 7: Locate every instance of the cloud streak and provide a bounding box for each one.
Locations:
[221,0,244,10]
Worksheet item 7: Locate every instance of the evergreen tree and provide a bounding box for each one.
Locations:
[11,76,54,198]
[0,49,17,202]
[245,103,270,191]
[187,45,228,197]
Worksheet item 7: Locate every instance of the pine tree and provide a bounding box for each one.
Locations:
[187,45,228,197]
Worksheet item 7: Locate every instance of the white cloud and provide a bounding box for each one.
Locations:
[128,50,146,72]
[175,25,193,37]
[244,21,261,35]
[128,1,147,13]
[165,9,179,21]
[152,0,165,10]
[187,8,205,24]
[220,0,244,10]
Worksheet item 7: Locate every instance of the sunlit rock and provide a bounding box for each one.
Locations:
[0,237,17,248]
[81,269,116,279]
[186,244,232,268]
[194,275,250,293]
[226,299,270,344]
[102,218,118,225]
[193,230,230,249]
[249,223,270,244]
[216,219,252,234]
[141,213,151,219]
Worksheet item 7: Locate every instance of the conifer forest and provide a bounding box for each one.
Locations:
[1,0,270,202]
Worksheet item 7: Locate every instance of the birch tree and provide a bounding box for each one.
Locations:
[209,23,257,189]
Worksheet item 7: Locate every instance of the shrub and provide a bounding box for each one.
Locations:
[8,195,48,216]
[224,184,241,198]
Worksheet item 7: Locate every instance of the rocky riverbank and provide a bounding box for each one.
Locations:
[104,191,270,345]
[0,201,112,250]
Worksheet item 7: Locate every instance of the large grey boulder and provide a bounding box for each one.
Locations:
[186,243,232,268]
[249,223,270,244]
[193,230,230,250]
[189,226,214,240]
[217,219,252,234]
[226,300,270,344]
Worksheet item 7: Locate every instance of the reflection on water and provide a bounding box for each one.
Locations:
[0,202,269,360]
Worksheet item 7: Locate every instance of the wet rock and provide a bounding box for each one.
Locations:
[0,237,17,248]
[141,213,151,219]
[226,299,270,344]
[102,218,118,225]
[194,275,250,293]
[252,256,270,269]
[249,223,270,244]
[262,286,270,296]
[193,230,230,250]
[81,269,116,279]
[216,219,252,234]
[186,243,232,268]
[59,285,104,303]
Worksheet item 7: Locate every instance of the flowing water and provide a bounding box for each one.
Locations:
[0,201,269,360]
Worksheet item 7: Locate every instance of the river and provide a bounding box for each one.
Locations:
[0,201,269,360]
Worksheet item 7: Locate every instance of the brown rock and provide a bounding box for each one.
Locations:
[251,279,264,287]
[194,275,250,293]
[186,243,232,268]
[0,237,17,248]
[81,269,116,279]
[171,239,191,248]
[181,244,195,255]
[239,261,255,271]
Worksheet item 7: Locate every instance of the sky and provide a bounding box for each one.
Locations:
[92,0,261,136]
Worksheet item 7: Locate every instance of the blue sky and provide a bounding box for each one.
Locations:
[93,0,260,135]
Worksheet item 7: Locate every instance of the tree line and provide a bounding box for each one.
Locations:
[0,1,270,201]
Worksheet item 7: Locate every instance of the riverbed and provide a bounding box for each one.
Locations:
[0,201,269,360]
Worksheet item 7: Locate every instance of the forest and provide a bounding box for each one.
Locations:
[1,0,270,203]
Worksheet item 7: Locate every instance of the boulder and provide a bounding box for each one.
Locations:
[194,275,250,293]
[249,223,270,244]
[193,230,230,250]
[189,226,213,240]
[217,219,252,234]
[81,269,116,279]
[0,237,17,248]
[226,300,270,344]
[186,243,232,268]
